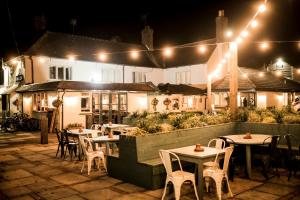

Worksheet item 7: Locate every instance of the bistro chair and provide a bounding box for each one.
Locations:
[55,128,67,158]
[203,146,234,200]
[62,129,78,161]
[159,150,199,200]
[79,136,107,175]
[284,134,300,180]
[203,138,226,168]
[253,135,281,179]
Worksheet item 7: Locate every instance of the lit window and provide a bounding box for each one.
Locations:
[81,93,90,112]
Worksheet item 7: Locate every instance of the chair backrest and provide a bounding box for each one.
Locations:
[284,134,298,157]
[269,135,280,155]
[159,150,183,176]
[62,129,70,143]
[218,136,235,147]
[221,146,234,173]
[208,138,225,149]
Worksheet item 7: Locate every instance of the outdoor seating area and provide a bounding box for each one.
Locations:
[0,130,300,200]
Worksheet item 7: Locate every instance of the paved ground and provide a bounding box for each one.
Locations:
[0,131,299,200]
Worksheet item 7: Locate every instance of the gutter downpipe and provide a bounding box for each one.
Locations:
[61,91,65,129]
[123,65,125,83]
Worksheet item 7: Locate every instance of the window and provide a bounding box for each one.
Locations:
[33,92,48,111]
[65,67,71,80]
[81,93,90,112]
[49,67,56,79]
[132,72,146,83]
[176,71,191,84]
[58,67,64,80]
[49,66,72,80]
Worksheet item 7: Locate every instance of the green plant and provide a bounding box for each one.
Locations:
[273,109,284,123]
[262,116,276,123]
[170,115,183,129]
[283,115,300,124]
[237,109,249,122]
[248,111,261,122]
[160,123,174,132]
[140,110,148,118]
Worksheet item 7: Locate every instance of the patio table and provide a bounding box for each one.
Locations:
[92,135,120,156]
[169,146,225,200]
[223,134,271,179]
[102,124,129,133]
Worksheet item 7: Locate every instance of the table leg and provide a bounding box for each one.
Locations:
[246,145,251,178]
[197,161,204,200]
[105,142,110,156]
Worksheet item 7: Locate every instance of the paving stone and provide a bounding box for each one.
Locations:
[0,176,47,189]
[2,186,32,198]
[26,180,61,192]
[144,188,163,198]
[267,176,300,187]
[71,180,117,193]
[21,154,50,161]
[80,188,122,200]
[59,195,86,200]
[255,182,295,196]
[114,193,159,200]
[112,183,146,193]
[235,190,279,200]
[229,178,263,195]
[2,169,33,180]
[37,187,78,200]
[0,154,18,161]
[50,173,90,185]
[11,195,35,200]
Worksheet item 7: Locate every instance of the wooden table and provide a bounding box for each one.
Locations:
[169,146,225,200]
[223,134,271,179]
[92,135,120,156]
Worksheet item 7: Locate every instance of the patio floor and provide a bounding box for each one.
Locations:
[0,131,299,200]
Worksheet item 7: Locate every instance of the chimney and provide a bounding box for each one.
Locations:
[215,10,228,43]
[141,26,154,50]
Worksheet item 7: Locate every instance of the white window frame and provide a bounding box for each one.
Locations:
[49,66,72,81]
[132,71,147,83]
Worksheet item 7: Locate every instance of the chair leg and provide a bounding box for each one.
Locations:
[205,177,210,192]
[174,182,182,200]
[81,159,85,173]
[55,144,60,157]
[161,180,169,200]
[192,179,199,200]
[225,176,233,197]
[87,159,91,175]
[214,177,222,200]
[101,154,107,172]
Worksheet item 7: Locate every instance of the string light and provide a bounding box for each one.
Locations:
[130,50,139,59]
[226,30,233,38]
[98,52,108,61]
[12,59,18,64]
[259,72,264,77]
[251,20,258,28]
[197,45,207,54]
[68,55,76,61]
[260,42,269,50]
[243,73,248,78]
[163,47,173,57]
[241,31,249,38]
[39,57,45,63]
[258,4,267,13]
[236,37,243,44]
[297,69,300,74]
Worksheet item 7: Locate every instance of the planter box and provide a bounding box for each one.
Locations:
[107,122,300,189]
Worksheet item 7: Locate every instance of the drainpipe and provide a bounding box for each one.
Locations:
[123,65,125,83]
[29,56,34,83]
[61,91,65,129]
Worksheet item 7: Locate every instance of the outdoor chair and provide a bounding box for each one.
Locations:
[79,136,107,175]
[284,134,300,180]
[253,135,281,179]
[55,128,67,158]
[159,150,199,200]
[62,129,78,161]
[203,146,234,200]
[218,136,239,181]
[203,138,226,168]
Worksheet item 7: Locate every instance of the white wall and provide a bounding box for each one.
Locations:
[127,93,148,112]
[257,92,287,109]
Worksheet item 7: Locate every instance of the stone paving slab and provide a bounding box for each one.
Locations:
[37,187,79,200]
[80,188,122,200]
[50,173,90,185]
[254,182,295,196]
[2,169,33,180]
[235,190,279,200]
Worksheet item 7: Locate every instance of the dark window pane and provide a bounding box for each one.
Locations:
[66,68,71,80]
[58,67,64,79]
[49,67,56,79]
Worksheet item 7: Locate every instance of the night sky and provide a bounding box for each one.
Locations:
[1,0,299,67]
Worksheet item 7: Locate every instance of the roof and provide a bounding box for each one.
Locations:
[16,81,157,93]
[158,83,206,95]
[212,67,300,92]
[0,85,19,95]
[25,31,215,68]
[25,32,160,68]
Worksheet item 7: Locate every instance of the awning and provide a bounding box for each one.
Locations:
[16,81,157,93]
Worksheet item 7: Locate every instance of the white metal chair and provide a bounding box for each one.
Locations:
[159,150,199,200]
[79,136,107,175]
[203,138,226,168]
[203,146,234,200]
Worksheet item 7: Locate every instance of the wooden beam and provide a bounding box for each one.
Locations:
[229,42,238,120]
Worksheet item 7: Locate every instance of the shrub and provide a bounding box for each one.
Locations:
[181,115,206,129]
[248,111,261,122]
[237,109,249,122]
[160,123,174,132]
[140,110,148,118]
[273,109,284,123]
[170,115,184,129]
[262,116,276,123]
[283,115,300,124]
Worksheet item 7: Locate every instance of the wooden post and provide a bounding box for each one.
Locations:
[207,76,212,113]
[229,42,238,120]
[40,113,48,144]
